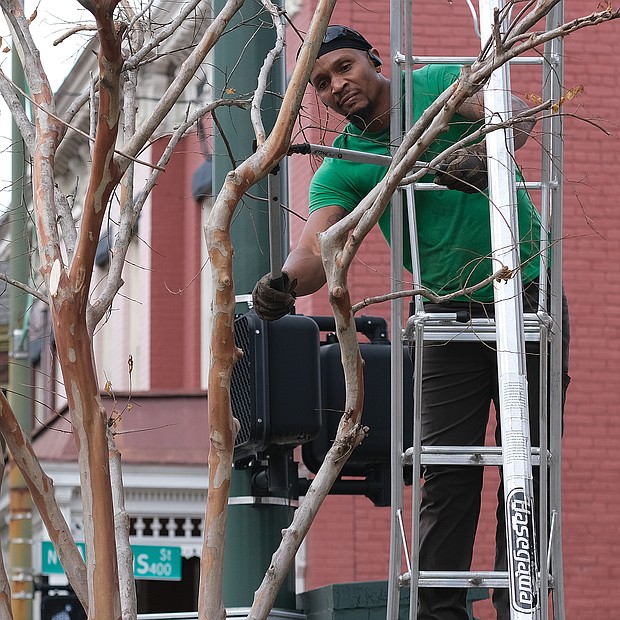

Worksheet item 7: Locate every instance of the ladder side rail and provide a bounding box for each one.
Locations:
[387,182,406,620]
[479,2,540,619]
[401,7,420,620]
[386,0,406,617]
[538,320,550,620]
[536,14,559,618]
[536,15,554,620]
[536,5,566,617]
[544,3,566,617]
[387,189,406,620]
[405,187,424,620]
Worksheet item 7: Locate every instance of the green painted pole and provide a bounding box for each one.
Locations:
[212,2,295,611]
[8,18,34,620]
[223,466,297,611]
[212,1,288,310]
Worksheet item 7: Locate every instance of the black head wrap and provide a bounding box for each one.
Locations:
[317,25,373,58]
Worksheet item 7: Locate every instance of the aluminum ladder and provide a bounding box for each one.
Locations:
[385,1,566,619]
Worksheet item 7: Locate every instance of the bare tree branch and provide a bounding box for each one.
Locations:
[0,458,14,620]
[61,84,96,137]
[108,428,137,620]
[0,68,35,150]
[123,0,204,71]
[52,23,98,46]
[37,3,125,619]
[6,77,164,171]
[352,267,512,313]
[399,101,550,186]
[251,0,285,146]
[89,72,97,160]
[0,392,89,610]
[88,97,250,331]
[55,188,79,266]
[119,0,246,167]
[0,273,47,304]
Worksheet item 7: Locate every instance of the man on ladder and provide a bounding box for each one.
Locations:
[252,25,570,620]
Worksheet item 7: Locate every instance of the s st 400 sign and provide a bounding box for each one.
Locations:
[132,545,182,581]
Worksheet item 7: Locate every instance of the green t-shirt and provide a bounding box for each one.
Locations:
[309,64,541,302]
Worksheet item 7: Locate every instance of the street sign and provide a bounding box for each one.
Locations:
[132,545,182,581]
[41,542,182,581]
[42,541,86,575]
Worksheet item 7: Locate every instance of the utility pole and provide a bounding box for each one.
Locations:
[8,11,34,618]
[212,3,295,612]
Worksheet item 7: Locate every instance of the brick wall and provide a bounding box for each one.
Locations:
[289,3,620,618]
[150,135,205,389]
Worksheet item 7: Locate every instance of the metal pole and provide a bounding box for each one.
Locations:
[479,2,538,618]
[211,1,293,610]
[212,0,288,314]
[544,3,566,617]
[386,0,405,615]
[8,13,34,619]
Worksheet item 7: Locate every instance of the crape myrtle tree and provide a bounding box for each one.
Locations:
[0,0,617,619]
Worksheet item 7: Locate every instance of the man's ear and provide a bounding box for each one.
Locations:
[368,48,382,68]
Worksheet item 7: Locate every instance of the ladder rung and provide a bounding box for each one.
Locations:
[401,570,510,589]
[415,326,542,342]
[403,446,542,467]
[400,570,555,590]
[411,181,548,192]
[404,313,547,343]
[395,54,545,66]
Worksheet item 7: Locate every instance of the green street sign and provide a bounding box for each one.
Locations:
[132,545,182,581]
[41,542,182,581]
[42,541,86,575]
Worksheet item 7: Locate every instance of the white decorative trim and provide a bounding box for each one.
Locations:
[0,462,209,558]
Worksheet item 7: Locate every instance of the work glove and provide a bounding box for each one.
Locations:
[434,142,488,194]
[252,271,297,321]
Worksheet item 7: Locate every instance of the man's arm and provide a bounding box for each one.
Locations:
[283,206,346,296]
[434,90,537,193]
[252,205,346,320]
[457,90,536,150]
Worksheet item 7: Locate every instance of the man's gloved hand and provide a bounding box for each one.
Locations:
[252,271,297,321]
[434,142,488,194]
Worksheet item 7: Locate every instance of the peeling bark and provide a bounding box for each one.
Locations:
[0,393,88,610]
[108,430,137,620]
[28,1,124,618]
[0,458,13,620]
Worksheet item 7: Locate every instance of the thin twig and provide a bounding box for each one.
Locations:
[9,80,165,171]
[0,272,47,304]
[251,0,285,146]
[352,267,511,313]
